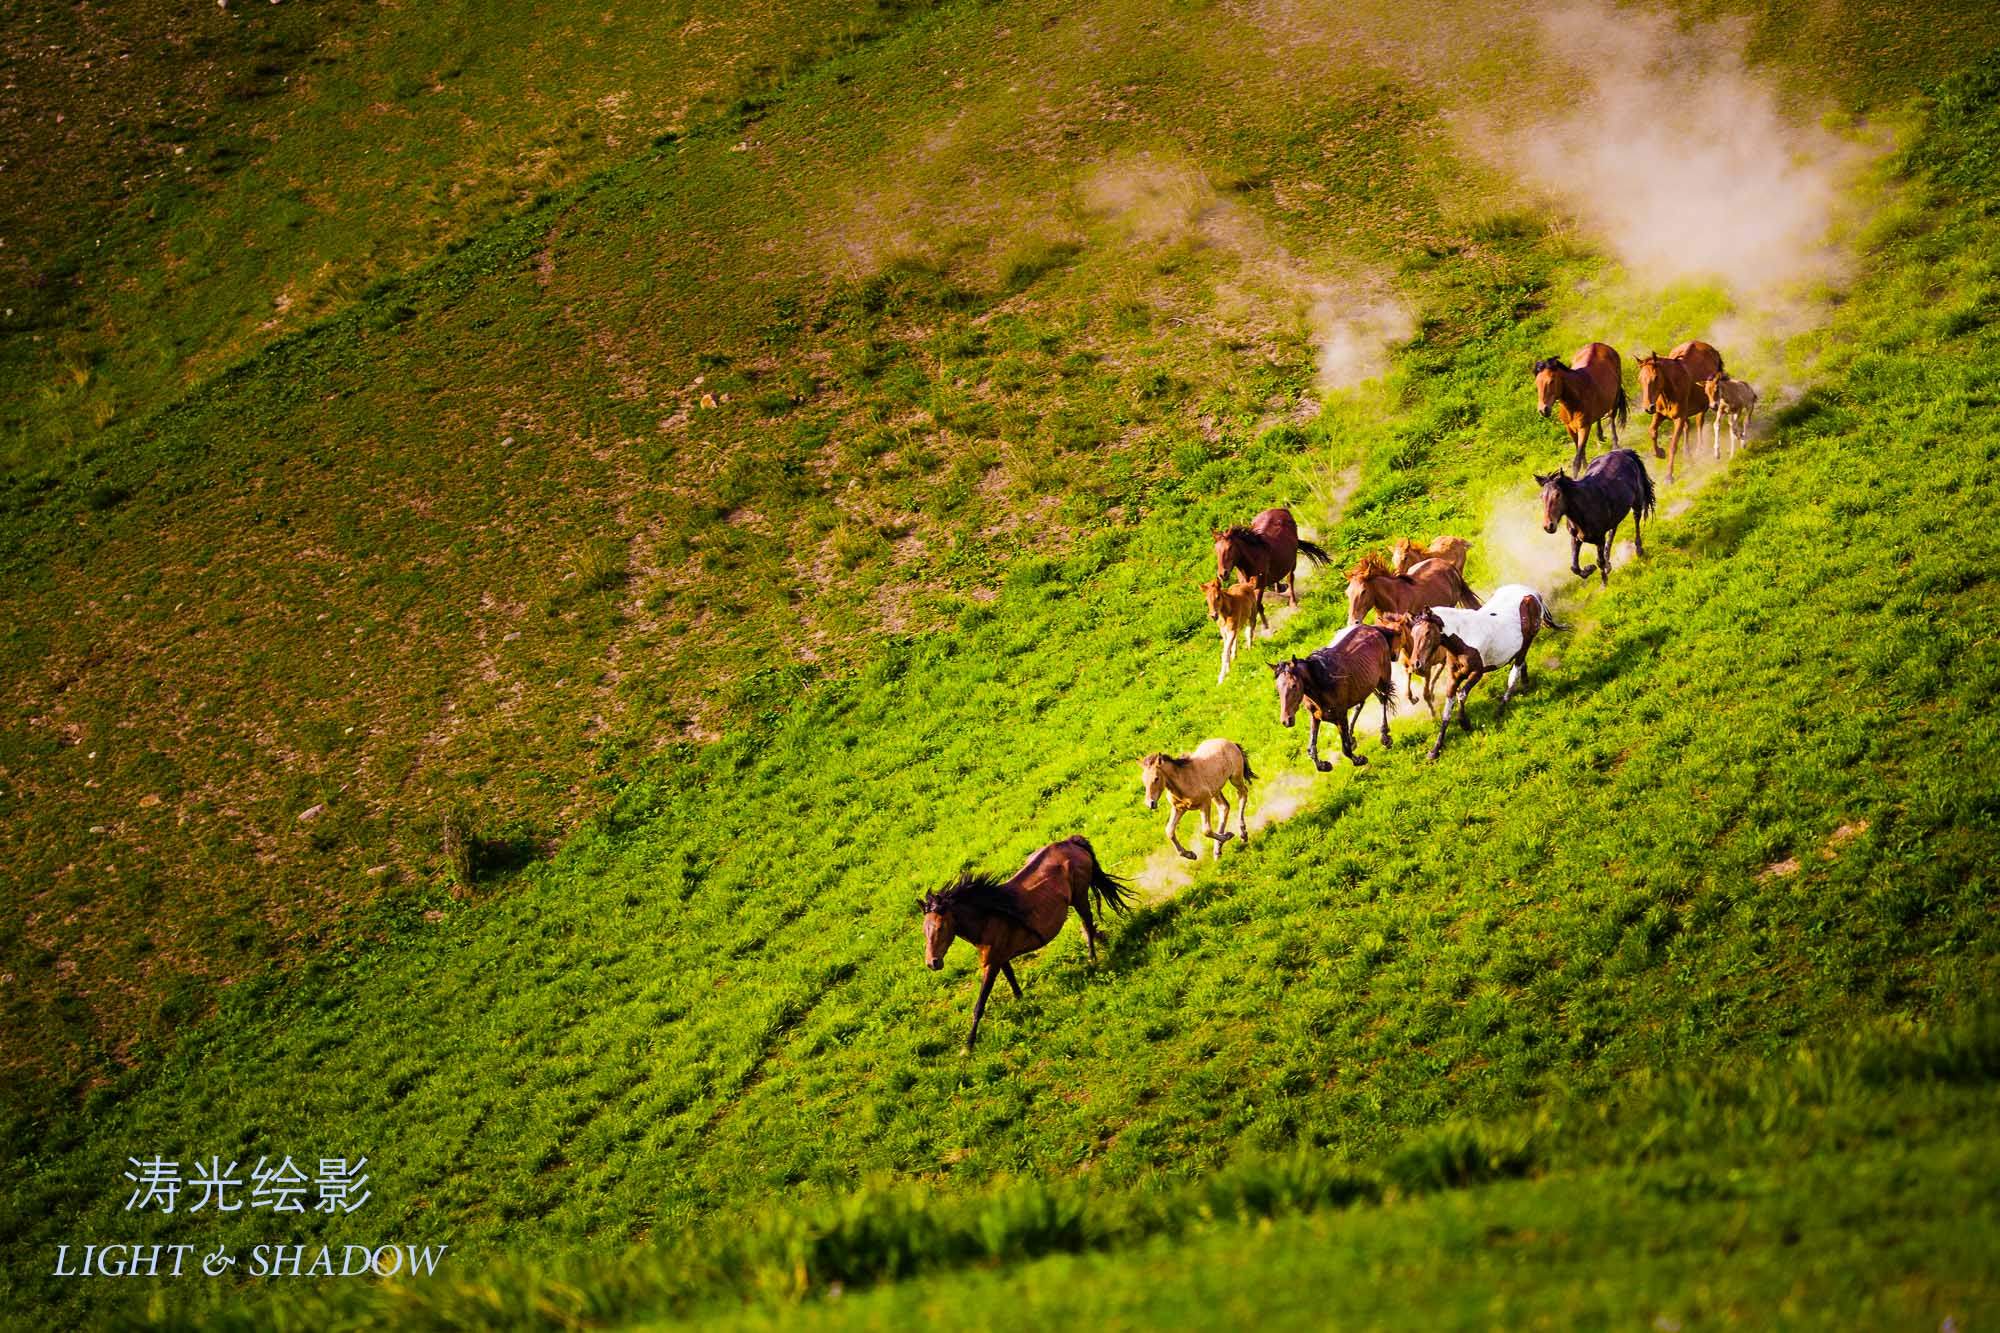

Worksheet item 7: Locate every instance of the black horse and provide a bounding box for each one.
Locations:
[1536,449,1655,586]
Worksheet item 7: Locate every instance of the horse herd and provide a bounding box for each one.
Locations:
[921,337,1757,1047]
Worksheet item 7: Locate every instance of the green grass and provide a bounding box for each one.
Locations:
[5,2,2000,1328]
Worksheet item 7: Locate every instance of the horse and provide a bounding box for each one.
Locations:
[1536,448,1655,586]
[1139,739,1255,860]
[1533,342,1628,476]
[1215,507,1332,609]
[1373,610,1444,719]
[920,836,1134,1050]
[1201,577,1268,684]
[1391,535,1471,576]
[1345,551,1481,626]
[1700,372,1759,459]
[1635,340,1724,482]
[1404,589,1565,760]
[1269,626,1397,771]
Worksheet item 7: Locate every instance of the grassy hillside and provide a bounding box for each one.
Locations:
[4,0,2000,1327]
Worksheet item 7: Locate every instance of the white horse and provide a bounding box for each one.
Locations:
[1139,739,1255,860]
[1405,586,1564,760]
[1701,372,1759,459]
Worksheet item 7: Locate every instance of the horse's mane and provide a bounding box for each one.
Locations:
[926,869,1037,930]
[1216,524,1253,545]
[1533,356,1565,374]
[1348,551,1393,581]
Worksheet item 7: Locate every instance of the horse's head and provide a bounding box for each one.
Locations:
[1139,753,1170,810]
[1533,471,1568,533]
[918,888,957,970]
[1270,658,1309,727]
[1635,352,1661,414]
[1406,609,1446,673]
[1213,528,1240,578]
[1699,372,1727,403]
[1199,578,1226,621]
[1532,356,1565,417]
[1375,611,1414,661]
[1344,552,1390,623]
[1390,537,1418,574]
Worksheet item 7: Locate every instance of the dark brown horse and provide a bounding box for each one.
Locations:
[1215,507,1332,609]
[1534,342,1628,476]
[920,836,1134,1050]
[1536,448,1655,586]
[1269,626,1397,771]
[1635,340,1724,483]
[1345,552,1481,626]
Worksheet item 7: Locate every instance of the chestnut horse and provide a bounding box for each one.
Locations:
[1215,507,1332,609]
[921,836,1134,1050]
[1536,448,1655,586]
[1534,342,1628,476]
[1269,626,1397,771]
[1636,340,1724,482]
[1391,535,1470,576]
[1345,552,1481,626]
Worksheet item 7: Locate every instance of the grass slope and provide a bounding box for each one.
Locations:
[5,37,2000,1328]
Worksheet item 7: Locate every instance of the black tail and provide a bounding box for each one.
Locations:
[1613,383,1628,431]
[1538,595,1567,632]
[1636,458,1657,518]
[1074,837,1136,915]
[1296,539,1332,568]
[1375,676,1397,717]
[1239,750,1258,784]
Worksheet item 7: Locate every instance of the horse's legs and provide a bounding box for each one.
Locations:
[1219,628,1234,685]
[1650,412,1664,459]
[1307,712,1330,772]
[1165,805,1195,861]
[1288,561,1300,607]
[1499,656,1525,711]
[1201,798,1231,856]
[1458,681,1475,731]
[1632,506,1645,557]
[1570,531,1595,582]
[1074,888,1100,962]
[1232,775,1251,842]
[966,963,1001,1051]
[1597,537,1611,587]
[1427,689,1455,761]
[1338,708,1367,767]
[1571,427,1586,477]
[1001,960,1023,999]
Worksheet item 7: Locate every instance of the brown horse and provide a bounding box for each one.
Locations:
[1215,507,1332,609]
[1534,342,1628,476]
[1268,626,1397,771]
[1345,552,1481,626]
[1374,611,1444,718]
[921,836,1134,1050]
[1391,535,1470,576]
[1635,340,1724,482]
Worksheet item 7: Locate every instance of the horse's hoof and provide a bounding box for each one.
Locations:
[1314,760,1333,772]
[1426,748,1442,761]
[1381,736,1394,748]
[1179,849,1196,861]
[1214,831,1234,844]
[1349,755,1368,767]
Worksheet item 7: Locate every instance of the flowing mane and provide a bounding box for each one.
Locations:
[1348,551,1394,582]
[924,869,1038,931]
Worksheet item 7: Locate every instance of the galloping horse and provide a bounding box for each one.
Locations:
[1345,552,1481,626]
[1635,340,1724,482]
[1701,372,1759,459]
[1140,739,1255,860]
[1215,507,1332,609]
[1404,589,1564,760]
[1391,534,1470,576]
[1534,342,1627,476]
[1269,626,1397,771]
[921,836,1134,1050]
[1536,448,1655,586]
[1201,577,1268,683]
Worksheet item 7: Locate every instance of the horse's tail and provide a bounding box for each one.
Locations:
[1453,569,1482,610]
[1613,383,1628,431]
[1238,748,1258,784]
[1295,539,1332,568]
[1537,594,1567,632]
[1075,837,1136,916]
[1636,457,1657,519]
[1374,671,1397,718]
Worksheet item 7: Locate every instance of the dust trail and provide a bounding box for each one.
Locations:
[1084,156,1411,399]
